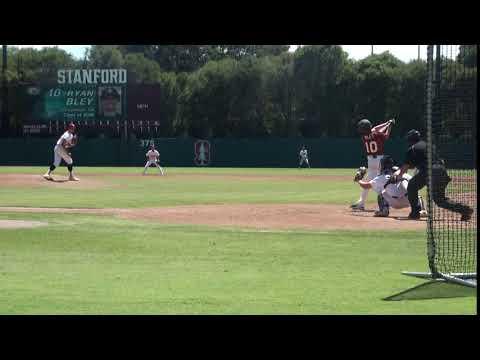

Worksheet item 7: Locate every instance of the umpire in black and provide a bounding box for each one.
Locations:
[389,129,473,221]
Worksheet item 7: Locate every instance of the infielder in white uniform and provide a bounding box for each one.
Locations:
[298,145,310,168]
[43,122,79,181]
[356,155,426,217]
[143,144,165,175]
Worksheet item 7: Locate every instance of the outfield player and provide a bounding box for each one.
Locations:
[350,118,395,210]
[143,144,165,175]
[298,145,310,168]
[43,122,79,181]
[355,155,426,217]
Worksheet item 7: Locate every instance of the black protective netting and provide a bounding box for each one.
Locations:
[427,45,477,277]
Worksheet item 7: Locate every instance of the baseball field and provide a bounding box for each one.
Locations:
[0,166,475,314]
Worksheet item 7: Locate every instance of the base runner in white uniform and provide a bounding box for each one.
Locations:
[143,144,165,175]
[43,122,79,181]
[356,155,426,217]
[298,145,310,168]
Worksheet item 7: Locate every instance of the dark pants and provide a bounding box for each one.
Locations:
[407,165,472,216]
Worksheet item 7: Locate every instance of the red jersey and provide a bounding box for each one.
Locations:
[361,120,393,156]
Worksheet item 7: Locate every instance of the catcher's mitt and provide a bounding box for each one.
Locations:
[354,166,367,182]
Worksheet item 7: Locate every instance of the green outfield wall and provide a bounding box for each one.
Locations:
[0,137,413,168]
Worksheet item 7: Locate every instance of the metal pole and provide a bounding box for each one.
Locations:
[1,45,8,136]
[435,45,441,96]
[432,45,442,130]
[371,45,374,56]
[425,45,438,277]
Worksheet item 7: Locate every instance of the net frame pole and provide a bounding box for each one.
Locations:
[396,45,476,293]
[425,45,439,278]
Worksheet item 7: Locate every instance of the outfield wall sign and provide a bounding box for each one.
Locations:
[194,140,211,166]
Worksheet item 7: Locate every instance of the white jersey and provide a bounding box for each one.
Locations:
[370,173,411,198]
[56,131,74,146]
[146,150,159,161]
[300,149,308,159]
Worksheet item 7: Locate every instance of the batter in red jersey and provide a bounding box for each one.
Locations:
[350,118,395,210]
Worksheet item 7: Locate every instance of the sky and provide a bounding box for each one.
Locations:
[11,45,428,62]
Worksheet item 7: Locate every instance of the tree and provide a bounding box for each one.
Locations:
[394,60,427,136]
[293,45,351,137]
[351,51,404,128]
[151,45,212,73]
[257,53,296,136]
[4,46,78,84]
[209,45,290,61]
[86,45,125,68]
[124,53,162,84]
[458,45,477,68]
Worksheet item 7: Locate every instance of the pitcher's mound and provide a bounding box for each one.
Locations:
[0,220,48,229]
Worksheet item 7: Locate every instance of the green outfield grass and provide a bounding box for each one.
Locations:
[0,167,473,314]
[0,167,365,208]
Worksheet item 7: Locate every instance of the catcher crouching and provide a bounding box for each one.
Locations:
[353,155,426,217]
[43,122,79,181]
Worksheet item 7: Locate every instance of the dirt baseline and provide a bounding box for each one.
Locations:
[0,220,48,229]
[0,204,426,231]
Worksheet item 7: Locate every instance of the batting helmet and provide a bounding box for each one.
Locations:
[357,119,372,135]
[380,155,395,174]
[406,129,421,145]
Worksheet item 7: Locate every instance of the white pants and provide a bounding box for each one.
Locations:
[53,145,73,167]
[144,160,164,174]
[299,158,309,166]
[382,191,410,209]
[358,155,384,205]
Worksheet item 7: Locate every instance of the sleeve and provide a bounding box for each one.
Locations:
[375,131,388,141]
[404,148,415,167]
[384,123,393,138]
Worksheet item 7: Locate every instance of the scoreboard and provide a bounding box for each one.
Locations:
[21,81,163,135]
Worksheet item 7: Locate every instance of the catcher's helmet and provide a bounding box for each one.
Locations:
[380,155,395,174]
[357,119,372,135]
[406,129,421,145]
